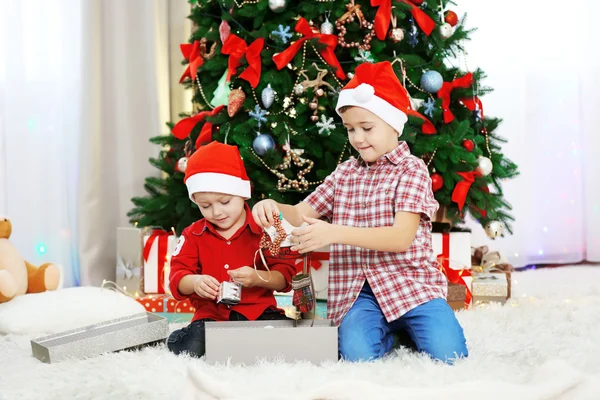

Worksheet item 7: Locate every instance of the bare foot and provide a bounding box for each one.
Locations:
[42,263,60,291]
[0,270,17,302]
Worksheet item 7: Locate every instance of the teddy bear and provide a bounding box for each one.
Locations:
[0,217,60,303]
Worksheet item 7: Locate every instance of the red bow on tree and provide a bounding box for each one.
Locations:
[437,73,473,123]
[172,105,225,149]
[273,17,346,80]
[221,34,264,88]
[400,0,436,36]
[451,170,482,214]
[460,96,484,120]
[371,0,435,40]
[179,41,204,84]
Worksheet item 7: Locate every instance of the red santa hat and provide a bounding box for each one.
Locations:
[336,61,436,135]
[184,141,251,201]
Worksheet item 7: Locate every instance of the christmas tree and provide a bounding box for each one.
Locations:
[128,0,518,237]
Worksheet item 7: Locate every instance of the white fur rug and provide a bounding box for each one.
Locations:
[1,266,600,400]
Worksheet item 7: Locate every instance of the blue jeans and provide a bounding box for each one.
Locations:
[338,283,468,364]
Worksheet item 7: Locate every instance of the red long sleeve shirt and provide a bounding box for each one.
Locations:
[169,204,296,322]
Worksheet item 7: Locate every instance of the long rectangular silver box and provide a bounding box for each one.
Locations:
[204,319,338,365]
[31,312,169,363]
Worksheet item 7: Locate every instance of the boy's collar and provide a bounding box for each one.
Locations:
[355,142,411,167]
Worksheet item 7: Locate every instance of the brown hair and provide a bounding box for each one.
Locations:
[338,105,355,114]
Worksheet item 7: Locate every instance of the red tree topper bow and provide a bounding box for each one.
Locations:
[437,73,473,123]
[172,105,225,149]
[451,170,482,213]
[221,34,264,88]
[179,41,204,84]
[273,17,346,80]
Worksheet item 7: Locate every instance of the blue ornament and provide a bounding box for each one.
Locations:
[253,133,275,156]
[423,97,436,117]
[420,71,444,93]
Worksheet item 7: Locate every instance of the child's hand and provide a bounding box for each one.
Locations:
[194,275,220,300]
[252,199,280,228]
[227,266,258,288]
[291,216,336,254]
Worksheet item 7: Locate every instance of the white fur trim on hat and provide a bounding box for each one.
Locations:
[186,172,251,201]
[336,83,408,134]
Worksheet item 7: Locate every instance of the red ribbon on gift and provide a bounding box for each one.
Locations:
[437,233,472,306]
[179,41,204,84]
[273,18,346,80]
[295,251,330,273]
[143,230,174,294]
[451,170,482,215]
[171,105,225,149]
[221,34,264,88]
[437,73,473,123]
[400,0,436,36]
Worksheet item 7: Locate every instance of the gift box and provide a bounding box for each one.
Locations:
[204,319,338,365]
[472,246,514,299]
[136,294,168,313]
[116,227,143,296]
[446,282,468,311]
[432,230,472,271]
[472,272,509,304]
[142,230,177,294]
[31,313,169,363]
[165,297,196,313]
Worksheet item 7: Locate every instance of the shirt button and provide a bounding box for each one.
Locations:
[227,241,231,245]
[363,264,369,269]
[224,264,229,269]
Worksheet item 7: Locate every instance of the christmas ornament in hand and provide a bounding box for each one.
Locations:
[485,221,503,239]
[253,133,275,156]
[421,71,444,93]
[268,0,287,13]
[431,173,444,192]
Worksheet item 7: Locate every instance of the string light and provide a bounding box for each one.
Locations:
[37,244,47,254]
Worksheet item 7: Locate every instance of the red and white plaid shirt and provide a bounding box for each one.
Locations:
[304,142,447,326]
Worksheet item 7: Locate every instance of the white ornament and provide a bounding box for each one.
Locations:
[320,17,334,35]
[177,157,188,173]
[485,221,503,239]
[352,83,375,103]
[268,0,287,13]
[477,156,493,176]
[294,84,305,95]
[316,114,335,135]
[439,23,453,39]
[261,84,275,109]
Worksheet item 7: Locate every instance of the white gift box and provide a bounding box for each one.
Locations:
[142,232,177,294]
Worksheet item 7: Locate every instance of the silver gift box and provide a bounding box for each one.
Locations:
[205,319,338,365]
[31,312,169,363]
[472,272,509,304]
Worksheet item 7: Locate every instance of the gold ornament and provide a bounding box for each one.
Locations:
[227,87,246,117]
[297,63,335,94]
[274,147,315,191]
[335,1,375,51]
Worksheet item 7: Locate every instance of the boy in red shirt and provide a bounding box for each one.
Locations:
[167,141,295,358]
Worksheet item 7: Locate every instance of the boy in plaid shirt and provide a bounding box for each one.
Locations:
[253,62,468,364]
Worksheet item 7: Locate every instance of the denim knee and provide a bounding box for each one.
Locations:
[167,320,208,358]
[338,309,392,362]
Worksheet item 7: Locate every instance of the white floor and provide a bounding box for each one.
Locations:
[2,266,600,400]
